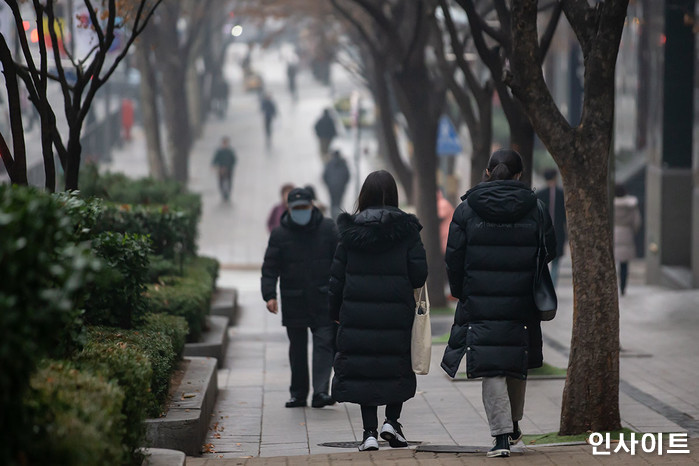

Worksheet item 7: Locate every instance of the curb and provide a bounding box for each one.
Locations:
[140,447,186,466]
[145,357,218,456]
[183,316,230,368]
[210,288,238,326]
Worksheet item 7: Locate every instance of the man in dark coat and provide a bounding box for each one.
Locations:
[322,150,351,219]
[314,109,337,162]
[261,188,339,408]
[536,168,566,286]
[211,137,237,202]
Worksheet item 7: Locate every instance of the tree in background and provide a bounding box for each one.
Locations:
[0,0,162,191]
[450,0,562,186]
[332,0,448,307]
[506,0,628,434]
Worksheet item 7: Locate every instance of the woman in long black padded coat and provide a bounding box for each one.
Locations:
[329,170,427,452]
[440,149,556,458]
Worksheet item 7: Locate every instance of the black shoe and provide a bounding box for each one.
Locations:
[509,421,522,445]
[380,419,408,448]
[487,434,510,458]
[358,430,379,451]
[284,397,306,408]
[311,393,335,408]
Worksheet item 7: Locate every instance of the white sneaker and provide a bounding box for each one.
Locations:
[358,430,379,451]
[380,420,408,448]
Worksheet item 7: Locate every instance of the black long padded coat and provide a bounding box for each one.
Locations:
[329,207,428,405]
[440,180,556,380]
[261,208,338,328]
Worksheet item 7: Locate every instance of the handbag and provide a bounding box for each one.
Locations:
[534,201,558,321]
[411,285,432,375]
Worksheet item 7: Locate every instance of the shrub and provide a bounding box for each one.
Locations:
[146,255,181,283]
[76,338,152,459]
[22,361,127,466]
[96,203,197,258]
[145,259,216,341]
[142,313,189,359]
[0,185,97,464]
[86,326,176,417]
[197,255,220,290]
[83,232,151,328]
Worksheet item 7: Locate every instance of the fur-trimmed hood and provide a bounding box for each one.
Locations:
[337,206,422,251]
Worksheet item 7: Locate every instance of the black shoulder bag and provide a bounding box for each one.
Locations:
[534,201,557,321]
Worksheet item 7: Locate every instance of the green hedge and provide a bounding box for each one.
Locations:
[23,361,128,466]
[86,326,177,417]
[145,258,216,341]
[96,203,197,259]
[76,338,152,460]
[84,232,151,328]
[142,313,189,359]
[0,185,97,465]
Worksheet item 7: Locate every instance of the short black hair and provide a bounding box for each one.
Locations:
[543,168,558,181]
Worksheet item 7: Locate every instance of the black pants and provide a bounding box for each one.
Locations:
[619,261,629,295]
[286,325,335,399]
[218,169,233,201]
[360,403,403,431]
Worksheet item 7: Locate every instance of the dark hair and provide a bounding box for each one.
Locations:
[483,149,524,182]
[356,170,399,212]
[615,183,627,197]
[543,168,558,181]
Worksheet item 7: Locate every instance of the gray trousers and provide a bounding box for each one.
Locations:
[286,326,335,398]
[482,376,527,436]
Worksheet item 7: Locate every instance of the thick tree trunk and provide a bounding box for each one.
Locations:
[470,138,491,188]
[64,128,82,191]
[161,68,192,183]
[559,163,621,434]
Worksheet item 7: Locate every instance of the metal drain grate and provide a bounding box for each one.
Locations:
[319,440,422,448]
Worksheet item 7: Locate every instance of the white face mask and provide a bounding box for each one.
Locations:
[290,208,312,225]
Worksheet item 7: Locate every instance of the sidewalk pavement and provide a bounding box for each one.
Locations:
[105,44,699,464]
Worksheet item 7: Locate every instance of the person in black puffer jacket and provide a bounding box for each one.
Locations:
[440,149,556,458]
[261,187,339,409]
[329,170,427,452]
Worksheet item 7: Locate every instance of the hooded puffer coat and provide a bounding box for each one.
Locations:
[261,207,338,328]
[329,207,428,405]
[440,181,556,380]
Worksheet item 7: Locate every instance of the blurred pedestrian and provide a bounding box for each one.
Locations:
[303,184,327,216]
[329,170,428,452]
[614,184,641,296]
[286,53,299,100]
[267,183,295,233]
[260,92,277,147]
[441,149,556,458]
[211,137,237,202]
[322,150,350,219]
[121,98,134,142]
[436,189,454,255]
[261,188,339,409]
[314,109,337,162]
[213,77,230,119]
[536,168,566,286]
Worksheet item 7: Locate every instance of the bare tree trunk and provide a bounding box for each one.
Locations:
[508,0,628,435]
[367,54,413,201]
[157,4,192,183]
[135,34,167,179]
[560,164,621,433]
[510,117,535,187]
[395,66,447,308]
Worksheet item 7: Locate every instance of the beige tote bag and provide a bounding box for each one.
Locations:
[411,285,431,375]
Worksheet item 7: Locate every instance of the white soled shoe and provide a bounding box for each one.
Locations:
[380,420,408,448]
[358,430,379,451]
